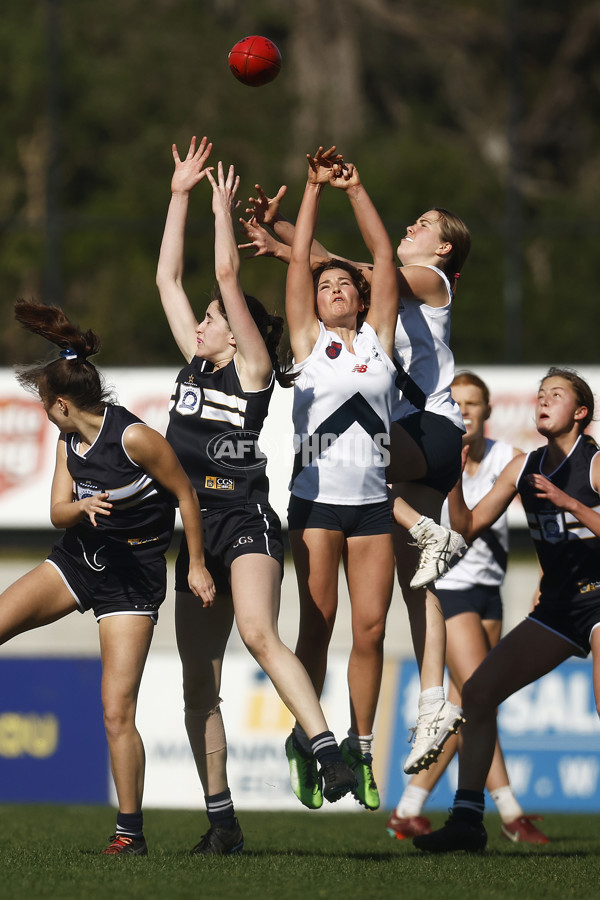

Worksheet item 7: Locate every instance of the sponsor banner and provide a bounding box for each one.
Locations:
[0,658,107,803]
[2,366,600,530]
[2,651,598,810]
[134,652,362,811]
[383,658,600,812]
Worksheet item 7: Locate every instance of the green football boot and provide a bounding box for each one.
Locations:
[285,732,323,809]
[341,737,380,810]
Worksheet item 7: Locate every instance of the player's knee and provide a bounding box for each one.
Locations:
[298,610,335,645]
[103,702,135,739]
[461,672,491,719]
[239,625,274,665]
[181,668,221,708]
[352,618,386,653]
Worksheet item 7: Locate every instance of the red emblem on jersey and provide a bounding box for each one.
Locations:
[352,364,368,373]
[326,341,342,359]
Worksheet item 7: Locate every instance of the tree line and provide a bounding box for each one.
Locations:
[2,0,599,368]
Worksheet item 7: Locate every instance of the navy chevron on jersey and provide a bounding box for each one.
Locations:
[166,356,274,508]
[63,404,175,550]
[518,434,600,599]
[290,321,395,504]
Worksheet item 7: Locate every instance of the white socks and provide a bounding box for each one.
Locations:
[418,686,445,714]
[396,784,430,818]
[347,730,374,756]
[408,515,433,539]
[490,785,523,824]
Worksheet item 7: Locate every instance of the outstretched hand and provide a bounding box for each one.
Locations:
[329,160,361,191]
[307,145,344,184]
[238,218,279,257]
[246,183,287,225]
[206,160,240,218]
[80,492,112,527]
[527,473,573,511]
[171,135,213,194]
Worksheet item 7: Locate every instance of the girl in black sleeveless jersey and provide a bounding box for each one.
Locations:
[415,368,600,854]
[7,299,214,856]
[156,138,355,855]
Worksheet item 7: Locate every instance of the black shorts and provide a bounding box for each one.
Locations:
[393,411,463,494]
[175,502,284,595]
[47,531,167,622]
[437,585,503,622]
[528,585,600,658]
[287,495,392,537]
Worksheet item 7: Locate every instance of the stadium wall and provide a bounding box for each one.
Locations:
[0,652,599,812]
[2,364,600,530]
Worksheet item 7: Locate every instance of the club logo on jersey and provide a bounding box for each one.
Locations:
[175,384,202,416]
[205,476,235,490]
[352,363,368,373]
[76,480,102,500]
[206,429,267,470]
[325,341,342,359]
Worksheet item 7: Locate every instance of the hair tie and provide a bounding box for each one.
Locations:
[267,314,278,326]
[59,348,79,360]
[453,272,461,280]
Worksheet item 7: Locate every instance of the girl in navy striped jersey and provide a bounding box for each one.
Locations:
[415,368,600,853]
[9,298,214,856]
[156,138,355,855]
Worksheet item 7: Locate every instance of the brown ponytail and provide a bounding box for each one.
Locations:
[14,299,113,413]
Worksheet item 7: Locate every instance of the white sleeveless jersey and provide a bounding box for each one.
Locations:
[437,439,515,590]
[392,265,463,430]
[290,321,396,504]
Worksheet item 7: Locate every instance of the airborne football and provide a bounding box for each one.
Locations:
[228,35,282,86]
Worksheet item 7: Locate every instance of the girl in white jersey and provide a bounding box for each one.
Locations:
[387,372,548,846]
[283,147,398,813]
[239,181,471,775]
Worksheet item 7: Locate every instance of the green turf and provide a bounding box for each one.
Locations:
[1,806,599,899]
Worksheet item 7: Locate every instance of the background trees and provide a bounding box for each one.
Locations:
[2,0,599,367]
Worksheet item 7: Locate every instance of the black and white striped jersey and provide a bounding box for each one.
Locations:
[166,356,274,509]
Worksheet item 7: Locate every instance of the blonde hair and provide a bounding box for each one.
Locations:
[432,207,471,292]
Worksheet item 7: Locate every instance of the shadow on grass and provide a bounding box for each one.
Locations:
[80,848,399,861]
[405,848,598,859]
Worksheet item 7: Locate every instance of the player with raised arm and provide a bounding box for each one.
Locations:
[156,138,355,853]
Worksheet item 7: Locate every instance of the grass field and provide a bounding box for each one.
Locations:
[2,806,600,900]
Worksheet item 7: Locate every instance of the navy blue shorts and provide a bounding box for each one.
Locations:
[437,585,503,622]
[47,530,168,622]
[393,411,463,494]
[528,585,600,658]
[175,502,284,596]
[287,495,392,537]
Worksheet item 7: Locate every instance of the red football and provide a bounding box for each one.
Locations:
[228,35,282,87]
